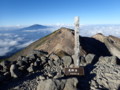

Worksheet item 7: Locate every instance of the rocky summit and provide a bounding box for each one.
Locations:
[0,28,120,90]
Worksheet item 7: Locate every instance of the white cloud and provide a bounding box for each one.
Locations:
[0,39,16,47]
[16,40,34,49]
[0,47,12,56]
[0,36,23,56]
[80,25,120,37]
[0,33,12,37]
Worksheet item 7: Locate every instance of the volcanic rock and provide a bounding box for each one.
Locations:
[90,56,120,90]
[62,56,72,67]
[10,64,22,78]
[37,78,78,90]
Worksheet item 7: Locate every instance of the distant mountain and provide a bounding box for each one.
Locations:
[20,24,49,30]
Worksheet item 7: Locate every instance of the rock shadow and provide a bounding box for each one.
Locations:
[80,36,111,57]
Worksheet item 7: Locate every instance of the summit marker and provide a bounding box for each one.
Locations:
[65,16,84,76]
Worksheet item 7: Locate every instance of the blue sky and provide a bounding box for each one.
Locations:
[0,0,120,26]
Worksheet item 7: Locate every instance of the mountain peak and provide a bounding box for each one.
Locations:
[20,24,48,30]
[8,28,112,61]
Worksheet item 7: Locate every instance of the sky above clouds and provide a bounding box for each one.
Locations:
[0,0,120,26]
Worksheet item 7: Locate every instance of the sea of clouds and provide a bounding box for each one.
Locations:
[0,24,120,57]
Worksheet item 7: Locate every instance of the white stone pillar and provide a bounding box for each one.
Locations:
[74,16,80,67]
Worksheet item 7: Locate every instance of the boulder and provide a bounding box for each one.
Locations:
[79,56,86,66]
[85,53,95,65]
[99,56,119,65]
[39,75,46,80]
[34,60,41,67]
[37,79,65,90]
[37,78,78,90]
[10,64,22,78]
[0,60,11,72]
[63,78,78,90]
[21,57,29,63]
[40,56,47,65]
[62,56,72,67]
[48,60,55,67]
[27,63,36,73]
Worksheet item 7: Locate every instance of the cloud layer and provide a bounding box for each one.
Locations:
[80,25,120,37]
[0,25,120,57]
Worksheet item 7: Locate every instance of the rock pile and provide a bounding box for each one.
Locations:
[0,50,73,85]
[90,56,120,90]
[37,78,78,90]
[0,50,120,90]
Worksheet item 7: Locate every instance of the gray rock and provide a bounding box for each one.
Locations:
[53,66,63,79]
[37,79,65,90]
[36,58,41,62]
[17,60,27,66]
[27,63,36,73]
[48,60,55,67]
[90,56,120,90]
[62,56,72,67]
[21,57,29,63]
[0,60,11,72]
[54,72,63,79]
[99,56,118,65]
[10,64,22,78]
[48,72,56,78]
[34,60,41,67]
[80,56,86,66]
[63,78,78,90]
[39,75,46,80]
[53,58,63,66]
[40,56,47,64]
[37,78,78,90]
[85,53,95,65]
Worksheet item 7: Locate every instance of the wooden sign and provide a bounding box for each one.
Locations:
[65,67,84,76]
